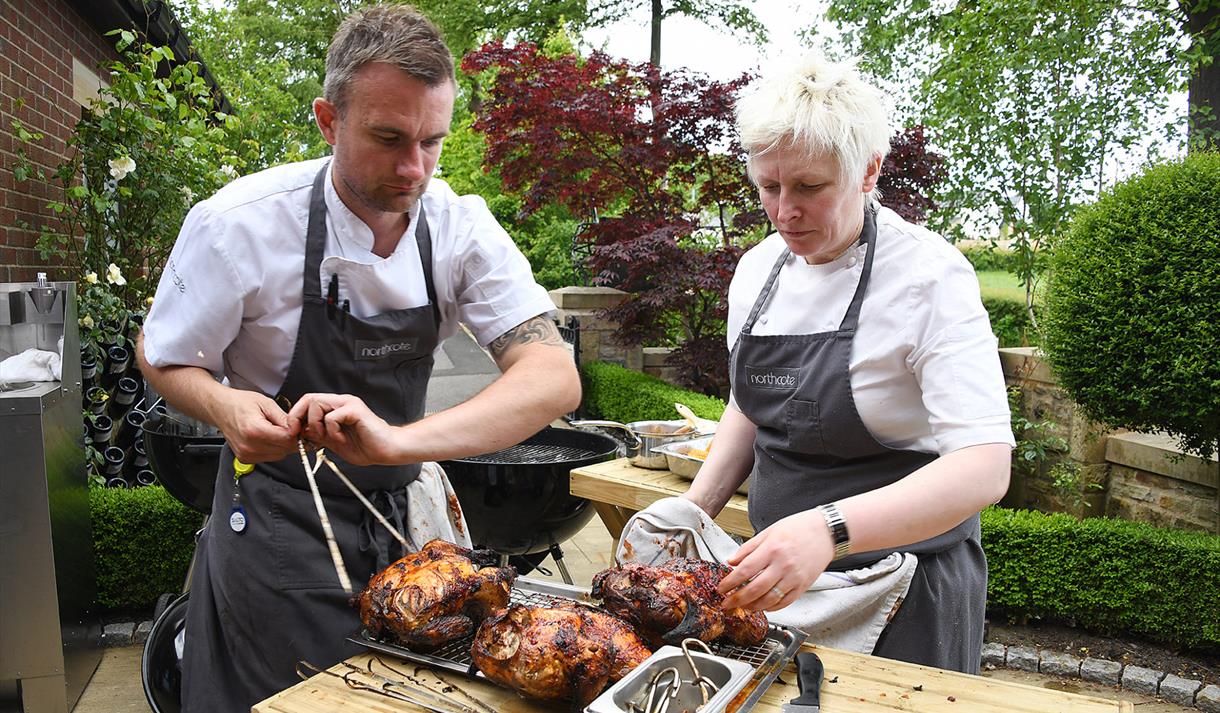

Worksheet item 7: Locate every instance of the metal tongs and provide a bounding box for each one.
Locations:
[627,639,722,713]
[297,657,497,713]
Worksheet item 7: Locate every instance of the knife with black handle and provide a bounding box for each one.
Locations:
[781,651,825,713]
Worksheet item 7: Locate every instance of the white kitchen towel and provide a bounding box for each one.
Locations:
[0,347,62,383]
[402,461,474,549]
[615,497,917,654]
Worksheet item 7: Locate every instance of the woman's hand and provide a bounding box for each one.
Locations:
[718,509,833,611]
[288,394,405,466]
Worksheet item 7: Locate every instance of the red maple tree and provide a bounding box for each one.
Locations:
[463,43,945,397]
[464,42,763,396]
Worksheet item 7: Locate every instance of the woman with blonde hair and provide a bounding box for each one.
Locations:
[683,54,1014,672]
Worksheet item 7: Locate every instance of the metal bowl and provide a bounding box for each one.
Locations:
[652,437,748,494]
[570,419,712,469]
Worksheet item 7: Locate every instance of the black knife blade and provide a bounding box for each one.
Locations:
[781,651,824,713]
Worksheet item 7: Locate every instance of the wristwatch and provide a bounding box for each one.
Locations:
[818,502,851,560]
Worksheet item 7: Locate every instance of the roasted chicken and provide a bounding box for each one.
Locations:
[592,559,769,647]
[471,602,652,706]
[358,539,516,649]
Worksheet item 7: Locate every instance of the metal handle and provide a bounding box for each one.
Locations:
[182,444,223,457]
[568,420,643,450]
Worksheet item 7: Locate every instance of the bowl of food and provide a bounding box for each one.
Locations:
[651,437,748,494]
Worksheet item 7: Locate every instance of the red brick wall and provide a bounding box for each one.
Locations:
[1,0,116,282]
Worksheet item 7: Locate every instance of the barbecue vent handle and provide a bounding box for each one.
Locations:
[568,420,642,449]
[182,444,223,457]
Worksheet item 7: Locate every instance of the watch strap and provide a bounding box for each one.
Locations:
[818,502,851,560]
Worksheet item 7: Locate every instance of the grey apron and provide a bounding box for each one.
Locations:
[181,163,442,712]
[729,208,987,673]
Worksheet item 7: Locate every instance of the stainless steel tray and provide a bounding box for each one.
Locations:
[350,576,807,713]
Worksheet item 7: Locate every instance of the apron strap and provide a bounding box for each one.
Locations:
[302,162,330,299]
[741,249,790,334]
[357,489,417,572]
[838,207,878,332]
[413,205,442,328]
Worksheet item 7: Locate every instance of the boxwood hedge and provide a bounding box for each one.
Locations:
[580,361,726,422]
[984,507,1220,653]
[1042,152,1220,459]
[91,485,199,610]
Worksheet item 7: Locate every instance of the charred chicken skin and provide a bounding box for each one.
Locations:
[471,602,652,706]
[358,539,515,649]
[591,559,769,647]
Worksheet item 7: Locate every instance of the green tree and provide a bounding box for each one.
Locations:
[822,0,1196,327]
[592,0,767,65]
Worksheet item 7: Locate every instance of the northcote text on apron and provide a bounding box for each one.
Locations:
[181,163,451,712]
[729,208,987,673]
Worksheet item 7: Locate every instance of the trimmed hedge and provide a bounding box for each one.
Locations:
[581,361,726,422]
[983,507,1220,653]
[91,485,200,610]
[1042,152,1220,459]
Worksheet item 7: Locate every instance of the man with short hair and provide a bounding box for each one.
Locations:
[138,6,580,710]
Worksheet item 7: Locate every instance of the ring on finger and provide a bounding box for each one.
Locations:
[770,585,786,599]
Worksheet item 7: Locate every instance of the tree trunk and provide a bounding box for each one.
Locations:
[1184,0,1220,149]
[651,0,663,66]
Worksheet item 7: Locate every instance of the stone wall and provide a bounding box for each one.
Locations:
[1000,347,1218,533]
[548,287,643,372]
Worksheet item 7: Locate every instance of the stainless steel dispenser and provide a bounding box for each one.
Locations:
[0,277,101,712]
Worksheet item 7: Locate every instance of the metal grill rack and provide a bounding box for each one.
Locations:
[350,578,807,713]
[458,443,597,465]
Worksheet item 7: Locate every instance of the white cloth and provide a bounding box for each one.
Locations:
[0,348,61,383]
[727,207,1015,455]
[616,497,917,654]
[402,462,473,548]
[142,157,557,395]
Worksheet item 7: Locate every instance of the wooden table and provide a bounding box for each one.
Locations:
[255,643,1133,712]
[569,458,753,554]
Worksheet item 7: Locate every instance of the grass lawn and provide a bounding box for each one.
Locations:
[977,269,1042,303]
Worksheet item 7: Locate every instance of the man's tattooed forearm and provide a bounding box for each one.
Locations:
[488,315,565,358]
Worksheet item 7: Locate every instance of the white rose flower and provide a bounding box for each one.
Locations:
[218,164,238,182]
[80,315,95,329]
[108,156,136,180]
[84,271,99,284]
[105,263,127,286]
[180,185,195,204]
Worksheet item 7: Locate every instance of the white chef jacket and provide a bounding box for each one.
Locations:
[727,207,1015,455]
[142,157,556,395]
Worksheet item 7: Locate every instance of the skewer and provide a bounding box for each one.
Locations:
[297,439,352,594]
[315,452,410,549]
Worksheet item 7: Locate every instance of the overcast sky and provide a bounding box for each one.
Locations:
[583,1,824,82]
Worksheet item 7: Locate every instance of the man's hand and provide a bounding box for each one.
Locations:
[717,509,832,612]
[288,394,405,466]
[213,390,300,463]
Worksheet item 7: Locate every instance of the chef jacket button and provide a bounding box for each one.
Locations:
[848,257,858,267]
[760,315,769,324]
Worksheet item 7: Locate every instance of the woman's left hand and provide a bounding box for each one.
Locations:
[718,509,833,611]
